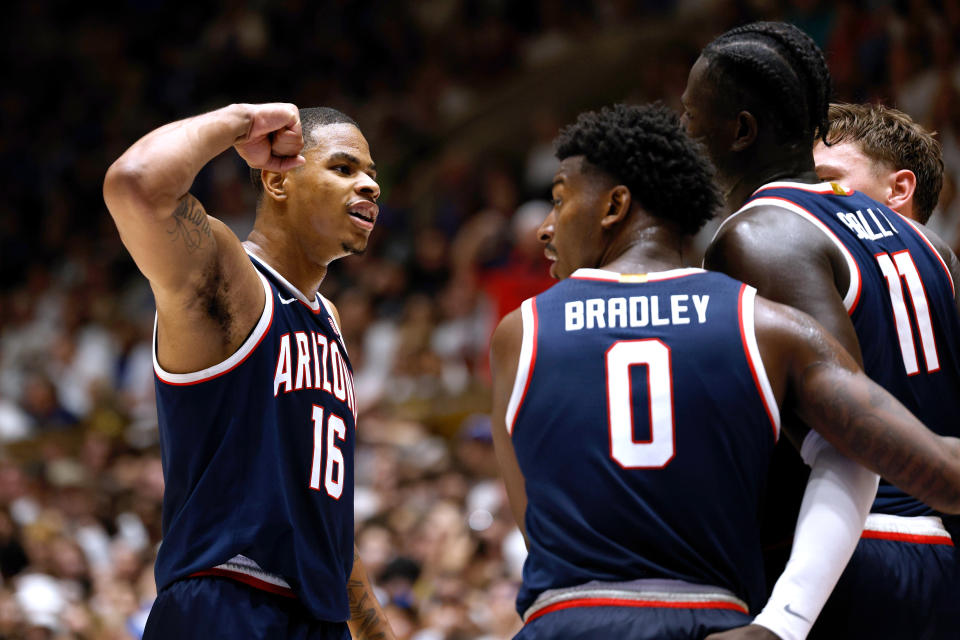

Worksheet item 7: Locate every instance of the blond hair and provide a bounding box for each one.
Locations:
[825,103,943,223]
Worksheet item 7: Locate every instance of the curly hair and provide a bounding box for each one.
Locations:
[702,21,831,146]
[250,107,359,196]
[553,102,722,235]
[826,103,943,223]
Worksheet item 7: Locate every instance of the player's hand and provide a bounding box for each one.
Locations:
[233,103,306,172]
[705,624,782,640]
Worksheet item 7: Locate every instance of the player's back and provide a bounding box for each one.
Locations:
[508,268,779,616]
[739,181,960,518]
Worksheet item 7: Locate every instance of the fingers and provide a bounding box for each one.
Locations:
[240,103,302,144]
[264,154,306,173]
[272,126,304,157]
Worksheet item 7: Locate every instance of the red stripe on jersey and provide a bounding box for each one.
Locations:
[509,298,539,435]
[525,596,749,623]
[861,530,955,546]
[737,285,778,441]
[756,195,864,315]
[157,312,274,387]
[899,213,956,299]
[189,568,298,598]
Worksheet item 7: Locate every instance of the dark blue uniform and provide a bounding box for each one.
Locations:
[144,252,357,639]
[736,181,960,640]
[508,267,777,638]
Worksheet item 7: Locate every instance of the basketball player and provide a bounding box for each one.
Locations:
[103,104,394,639]
[682,22,960,640]
[814,103,942,224]
[808,103,960,637]
[490,102,960,640]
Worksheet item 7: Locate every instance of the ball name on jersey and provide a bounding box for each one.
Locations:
[834,207,899,241]
[273,330,357,419]
[564,294,710,331]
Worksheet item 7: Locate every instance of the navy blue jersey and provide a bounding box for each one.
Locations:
[737,181,960,517]
[152,252,358,622]
[508,268,780,615]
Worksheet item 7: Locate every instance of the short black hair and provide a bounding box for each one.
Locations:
[702,21,831,146]
[249,106,360,195]
[554,102,722,235]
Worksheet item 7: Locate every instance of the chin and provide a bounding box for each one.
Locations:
[341,241,367,256]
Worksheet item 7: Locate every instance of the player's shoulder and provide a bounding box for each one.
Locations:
[490,305,524,372]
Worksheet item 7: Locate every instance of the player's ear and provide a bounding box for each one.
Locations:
[601,185,631,229]
[887,169,916,213]
[731,110,758,152]
[261,170,288,202]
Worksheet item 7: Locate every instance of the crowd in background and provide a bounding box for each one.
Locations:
[2,0,960,638]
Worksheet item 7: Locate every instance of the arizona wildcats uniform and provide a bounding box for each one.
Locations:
[507,267,778,638]
[731,182,960,639]
[145,252,358,638]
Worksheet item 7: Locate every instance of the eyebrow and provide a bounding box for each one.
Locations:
[551,176,565,187]
[328,151,377,175]
[813,162,844,175]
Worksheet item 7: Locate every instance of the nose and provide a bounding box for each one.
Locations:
[356,172,381,201]
[537,209,555,244]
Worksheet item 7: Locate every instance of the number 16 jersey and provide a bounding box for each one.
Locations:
[507,268,779,615]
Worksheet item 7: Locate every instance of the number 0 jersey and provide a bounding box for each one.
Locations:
[152,251,358,622]
[736,181,960,517]
[508,268,780,615]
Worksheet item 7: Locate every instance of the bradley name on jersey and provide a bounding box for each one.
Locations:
[565,294,710,332]
[272,328,358,421]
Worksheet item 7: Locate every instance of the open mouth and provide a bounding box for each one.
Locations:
[347,201,378,228]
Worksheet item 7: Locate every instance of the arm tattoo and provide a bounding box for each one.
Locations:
[348,579,388,640]
[167,195,212,252]
[800,361,960,509]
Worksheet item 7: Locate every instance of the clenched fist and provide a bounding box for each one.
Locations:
[233,103,306,172]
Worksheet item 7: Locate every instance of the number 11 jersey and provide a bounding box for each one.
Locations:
[737,181,960,518]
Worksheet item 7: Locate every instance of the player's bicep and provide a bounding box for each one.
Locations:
[107,190,222,294]
[489,310,529,540]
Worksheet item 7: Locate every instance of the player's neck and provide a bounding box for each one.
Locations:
[726,148,819,210]
[243,231,328,300]
[598,224,686,275]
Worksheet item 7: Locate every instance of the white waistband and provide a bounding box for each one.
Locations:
[863,514,952,541]
[210,554,292,590]
[522,579,749,623]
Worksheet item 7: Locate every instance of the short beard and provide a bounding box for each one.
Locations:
[342,241,366,256]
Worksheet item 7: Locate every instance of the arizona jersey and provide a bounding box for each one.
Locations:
[736,181,960,517]
[153,251,358,621]
[508,268,780,615]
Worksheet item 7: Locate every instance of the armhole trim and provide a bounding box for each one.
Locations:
[725,197,862,314]
[505,298,539,436]
[154,271,274,385]
[738,285,780,441]
[900,216,956,298]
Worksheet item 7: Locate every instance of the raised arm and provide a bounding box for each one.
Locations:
[489,308,529,543]
[103,103,304,372]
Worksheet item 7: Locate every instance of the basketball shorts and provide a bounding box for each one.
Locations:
[515,579,754,640]
[143,575,350,640]
[809,514,960,640]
